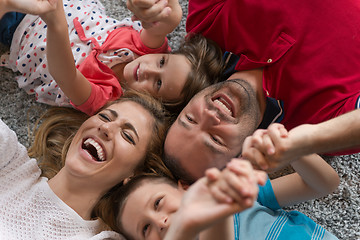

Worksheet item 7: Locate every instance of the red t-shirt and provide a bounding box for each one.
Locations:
[187,0,360,155]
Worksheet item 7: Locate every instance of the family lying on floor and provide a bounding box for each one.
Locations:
[0,0,360,239]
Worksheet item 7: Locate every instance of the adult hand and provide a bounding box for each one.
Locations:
[126,0,172,29]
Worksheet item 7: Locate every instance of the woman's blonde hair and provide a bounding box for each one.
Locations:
[28,90,172,179]
[165,33,225,113]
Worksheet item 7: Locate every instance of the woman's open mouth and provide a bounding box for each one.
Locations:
[82,138,106,162]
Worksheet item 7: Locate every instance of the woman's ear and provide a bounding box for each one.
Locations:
[177,180,190,191]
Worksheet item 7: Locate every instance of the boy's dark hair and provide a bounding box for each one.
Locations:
[93,174,176,239]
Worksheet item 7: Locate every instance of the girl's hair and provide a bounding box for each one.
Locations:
[93,174,176,237]
[28,89,172,179]
[165,33,225,113]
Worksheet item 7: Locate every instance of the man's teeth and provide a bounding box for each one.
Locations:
[84,138,105,162]
[214,99,232,115]
[136,68,140,80]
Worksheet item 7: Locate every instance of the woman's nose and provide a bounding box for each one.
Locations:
[202,109,221,128]
[98,122,116,139]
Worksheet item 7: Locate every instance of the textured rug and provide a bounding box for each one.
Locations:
[0,1,359,239]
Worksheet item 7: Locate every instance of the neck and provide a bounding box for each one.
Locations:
[48,170,104,220]
[228,68,266,117]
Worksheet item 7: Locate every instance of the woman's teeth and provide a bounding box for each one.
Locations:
[83,138,105,162]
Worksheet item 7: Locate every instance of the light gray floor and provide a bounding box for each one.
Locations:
[0,1,359,239]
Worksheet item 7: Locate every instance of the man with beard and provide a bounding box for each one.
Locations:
[128,0,360,182]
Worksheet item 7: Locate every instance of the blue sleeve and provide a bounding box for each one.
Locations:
[257,178,282,210]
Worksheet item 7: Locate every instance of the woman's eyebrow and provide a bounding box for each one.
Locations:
[105,109,139,140]
[124,122,139,141]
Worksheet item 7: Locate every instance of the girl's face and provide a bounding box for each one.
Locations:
[122,54,191,103]
[65,101,154,190]
[121,181,184,240]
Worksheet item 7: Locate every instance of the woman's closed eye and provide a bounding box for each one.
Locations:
[122,130,135,145]
[99,113,111,122]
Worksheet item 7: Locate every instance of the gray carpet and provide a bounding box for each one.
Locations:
[0,1,359,239]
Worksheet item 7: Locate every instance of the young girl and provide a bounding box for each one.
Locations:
[95,144,340,239]
[0,90,170,239]
[0,0,223,115]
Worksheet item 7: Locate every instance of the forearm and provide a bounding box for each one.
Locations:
[199,216,234,240]
[290,109,360,155]
[41,0,91,105]
[272,154,339,207]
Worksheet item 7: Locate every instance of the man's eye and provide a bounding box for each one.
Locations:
[122,131,135,145]
[211,135,223,146]
[156,79,162,90]
[186,115,195,123]
[142,224,150,237]
[99,113,110,121]
[160,56,165,67]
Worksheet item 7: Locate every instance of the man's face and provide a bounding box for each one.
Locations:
[164,79,261,181]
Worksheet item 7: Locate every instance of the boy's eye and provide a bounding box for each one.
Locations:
[142,224,150,237]
[154,197,163,210]
[159,56,165,67]
[99,113,110,121]
[156,79,162,90]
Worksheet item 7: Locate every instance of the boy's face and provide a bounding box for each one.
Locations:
[121,181,184,240]
[122,54,191,103]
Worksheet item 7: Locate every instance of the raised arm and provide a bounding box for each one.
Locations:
[127,0,182,48]
[271,153,339,207]
[39,0,91,106]
[164,159,266,240]
[242,127,340,207]
[243,110,360,171]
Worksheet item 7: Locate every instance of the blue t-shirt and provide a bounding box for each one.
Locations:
[233,179,338,240]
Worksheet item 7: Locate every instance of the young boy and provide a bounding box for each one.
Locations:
[96,146,339,239]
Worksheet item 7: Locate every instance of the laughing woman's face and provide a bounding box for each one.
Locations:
[65,101,154,190]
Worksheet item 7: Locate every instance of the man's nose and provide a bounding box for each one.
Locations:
[202,109,221,128]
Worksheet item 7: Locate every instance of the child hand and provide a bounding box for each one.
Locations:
[242,123,292,171]
[205,159,266,205]
[2,0,58,16]
[127,0,171,29]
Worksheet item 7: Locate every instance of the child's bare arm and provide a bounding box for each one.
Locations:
[271,153,340,207]
[242,126,339,207]
[127,0,182,48]
[0,0,57,18]
[40,0,91,106]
